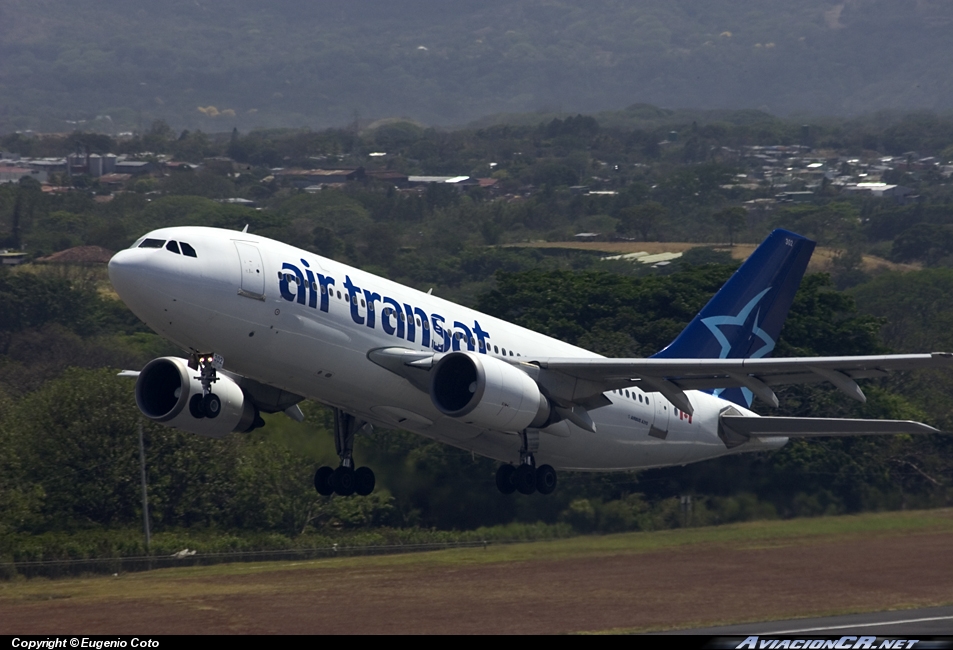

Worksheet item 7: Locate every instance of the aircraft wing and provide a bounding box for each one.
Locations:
[369,347,952,416]
[531,352,953,414]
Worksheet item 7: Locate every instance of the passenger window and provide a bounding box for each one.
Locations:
[361,299,366,308]
[494,345,499,353]
[639,394,643,403]
[423,321,430,330]
[166,241,181,254]
[399,312,405,322]
[337,291,342,299]
[416,318,421,326]
[625,390,630,398]
[321,285,327,294]
[501,348,506,355]
[180,242,197,257]
[138,238,165,248]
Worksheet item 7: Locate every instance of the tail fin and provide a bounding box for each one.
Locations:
[652,229,816,407]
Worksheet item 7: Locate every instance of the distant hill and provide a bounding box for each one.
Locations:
[2,0,953,133]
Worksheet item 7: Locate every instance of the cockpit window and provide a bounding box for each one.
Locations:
[180,242,197,257]
[131,237,146,249]
[138,238,165,249]
[166,241,181,254]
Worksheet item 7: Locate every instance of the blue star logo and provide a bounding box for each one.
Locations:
[702,288,775,403]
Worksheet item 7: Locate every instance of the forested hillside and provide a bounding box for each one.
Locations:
[3,0,953,132]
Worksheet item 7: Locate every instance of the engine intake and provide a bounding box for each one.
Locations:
[135,357,258,438]
[430,352,551,432]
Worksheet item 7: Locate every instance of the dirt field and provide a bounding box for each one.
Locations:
[3,513,953,634]
[504,241,920,275]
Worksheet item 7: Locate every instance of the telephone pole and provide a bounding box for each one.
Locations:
[138,421,151,552]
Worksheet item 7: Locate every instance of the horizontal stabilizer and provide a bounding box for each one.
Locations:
[720,415,941,438]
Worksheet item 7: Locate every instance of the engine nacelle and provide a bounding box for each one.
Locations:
[430,352,550,432]
[135,357,257,438]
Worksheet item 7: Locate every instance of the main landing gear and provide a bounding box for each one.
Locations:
[496,429,558,496]
[313,408,376,497]
[189,353,222,419]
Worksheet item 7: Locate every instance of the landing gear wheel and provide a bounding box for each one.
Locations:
[354,467,376,496]
[535,464,557,495]
[314,466,334,496]
[496,464,516,495]
[189,394,206,419]
[203,393,221,419]
[331,465,356,496]
[515,464,537,495]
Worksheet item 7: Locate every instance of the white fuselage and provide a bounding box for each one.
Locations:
[109,226,784,471]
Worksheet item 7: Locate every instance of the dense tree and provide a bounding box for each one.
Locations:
[617,202,668,241]
[713,206,747,245]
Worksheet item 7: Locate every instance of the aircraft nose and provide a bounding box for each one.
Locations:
[108,248,148,303]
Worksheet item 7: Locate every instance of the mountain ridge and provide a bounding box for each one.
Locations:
[2,1,952,132]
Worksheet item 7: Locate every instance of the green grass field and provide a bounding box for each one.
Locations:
[3,508,951,605]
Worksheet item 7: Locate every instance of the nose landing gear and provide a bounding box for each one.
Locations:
[188,352,224,419]
[313,408,376,497]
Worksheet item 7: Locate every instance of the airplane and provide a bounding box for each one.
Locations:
[109,226,951,498]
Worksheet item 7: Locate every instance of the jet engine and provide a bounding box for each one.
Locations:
[135,357,258,438]
[430,352,551,432]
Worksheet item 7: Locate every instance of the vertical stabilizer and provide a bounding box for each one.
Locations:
[652,229,816,407]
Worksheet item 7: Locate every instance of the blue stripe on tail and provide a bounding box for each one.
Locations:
[651,229,816,407]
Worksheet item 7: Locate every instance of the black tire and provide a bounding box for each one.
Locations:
[332,465,356,496]
[189,394,206,419]
[203,393,221,419]
[314,466,334,496]
[355,466,376,496]
[496,464,516,495]
[515,464,537,495]
[535,464,558,495]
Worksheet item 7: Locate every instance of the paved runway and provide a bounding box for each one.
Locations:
[669,605,953,635]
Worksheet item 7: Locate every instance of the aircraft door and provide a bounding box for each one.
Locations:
[650,394,670,439]
[234,242,265,300]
